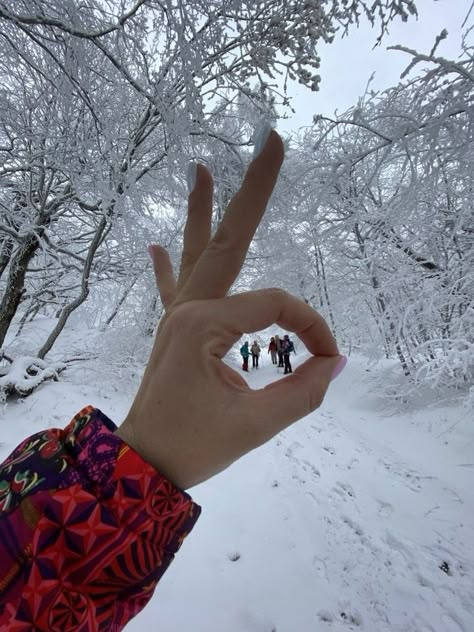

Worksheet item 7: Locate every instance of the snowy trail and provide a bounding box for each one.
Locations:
[1,351,472,631]
[127,355,473,632]
[270,356,474,632]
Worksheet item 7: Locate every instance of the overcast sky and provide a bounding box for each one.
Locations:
[279,0,472,132]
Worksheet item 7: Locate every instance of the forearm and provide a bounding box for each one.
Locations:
[0,406,200,631]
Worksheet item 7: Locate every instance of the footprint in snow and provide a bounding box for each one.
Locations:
[376,498,393,518]
[312,556,329,581]
[341,515,364,538]
[334,481,356,499]
[319,411,334,419]
[440,611,467,632]
[285,441,304,459]
[291,472,306,485]
[346,458,359,470]
[378,459,423,493]
[318,608,362,627]
[301,459,321,479]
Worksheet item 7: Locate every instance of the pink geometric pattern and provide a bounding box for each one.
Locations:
[0,406,201,630]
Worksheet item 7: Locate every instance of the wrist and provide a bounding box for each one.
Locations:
[115,418,186,490]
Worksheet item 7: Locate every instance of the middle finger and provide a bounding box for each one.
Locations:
[177,129,284,302]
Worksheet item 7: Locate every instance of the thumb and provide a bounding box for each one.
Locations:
[248,355,347,444]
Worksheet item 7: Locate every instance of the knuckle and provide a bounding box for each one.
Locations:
[205,239,245,278]
[166,300,206,332]
[210,228,247,260]
[263,287,288,300]
[160,288,176,307]
[211,223,232,248]
[258,287,289,307]
[180,251,197,270]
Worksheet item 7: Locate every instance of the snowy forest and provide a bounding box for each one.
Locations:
[0,1,473,631]
[0,0,471,403]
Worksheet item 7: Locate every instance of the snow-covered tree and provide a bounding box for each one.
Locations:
[254,39,473,398]
[0,0,422,395]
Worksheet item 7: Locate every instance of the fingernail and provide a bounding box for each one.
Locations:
[147,244,155,262]
[253,122,273,159]
[330,355,347,381]
[187,162,197,193]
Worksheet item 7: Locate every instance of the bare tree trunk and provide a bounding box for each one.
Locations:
[353,223,392,358]
[37,217,107,359]
[144,296,159,337]
[0,238,14,280]
[102,274,139,330]
[316,244,337,335]
[0,234,39,347]
[14,300,38,338]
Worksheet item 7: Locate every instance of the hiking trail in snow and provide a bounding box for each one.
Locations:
[1,349,472,632]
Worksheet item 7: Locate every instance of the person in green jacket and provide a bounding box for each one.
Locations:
[240,341,250,372]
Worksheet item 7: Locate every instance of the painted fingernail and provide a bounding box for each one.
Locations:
[330,355,347,381]
[187,162,197,193]
[253,122,273,159]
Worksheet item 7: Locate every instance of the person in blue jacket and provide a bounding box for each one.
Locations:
[240,340,250,371]
[282,334,296,374]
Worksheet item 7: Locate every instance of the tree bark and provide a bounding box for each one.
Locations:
[0,237,14,280]
[37,216,107,359]
[102,274,139,330]
[0,234,40,347]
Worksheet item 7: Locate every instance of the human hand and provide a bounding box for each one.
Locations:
[116,127,345,489]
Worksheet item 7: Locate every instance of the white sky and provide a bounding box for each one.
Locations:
[280,0,473,132]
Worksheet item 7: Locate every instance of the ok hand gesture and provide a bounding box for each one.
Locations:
[116,127,345,489]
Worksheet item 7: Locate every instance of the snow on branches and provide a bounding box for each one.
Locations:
[0,0,421,368]
[0,0,420,96]
[251,38,473,399]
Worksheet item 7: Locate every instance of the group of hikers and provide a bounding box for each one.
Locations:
[240,334,296,375]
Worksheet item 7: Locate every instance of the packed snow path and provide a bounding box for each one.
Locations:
[128,355,473,632]
[1,352,472,631]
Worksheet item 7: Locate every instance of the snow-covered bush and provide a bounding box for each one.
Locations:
[0,354,65,400]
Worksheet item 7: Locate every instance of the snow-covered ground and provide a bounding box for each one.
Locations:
[1,341,473,632]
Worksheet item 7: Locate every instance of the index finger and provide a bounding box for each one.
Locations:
[205,288,343,443]
[178,129,284,302]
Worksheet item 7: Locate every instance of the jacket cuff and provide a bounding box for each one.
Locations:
[64,406,201,559]
[0,406,201,630]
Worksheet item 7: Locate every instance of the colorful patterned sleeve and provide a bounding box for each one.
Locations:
[0,406,201,631]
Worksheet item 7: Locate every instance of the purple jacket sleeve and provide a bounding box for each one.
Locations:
[0,406,201,631]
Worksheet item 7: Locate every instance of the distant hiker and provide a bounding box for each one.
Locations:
[251,340,261,369]
[240,341,250,372]
[275,334,284,368]
[282,334,296,374]
[268,337,277,365]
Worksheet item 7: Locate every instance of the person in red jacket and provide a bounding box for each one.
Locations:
[268,336,278,364]
[0,126,346,631]
[274,333,284,368]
